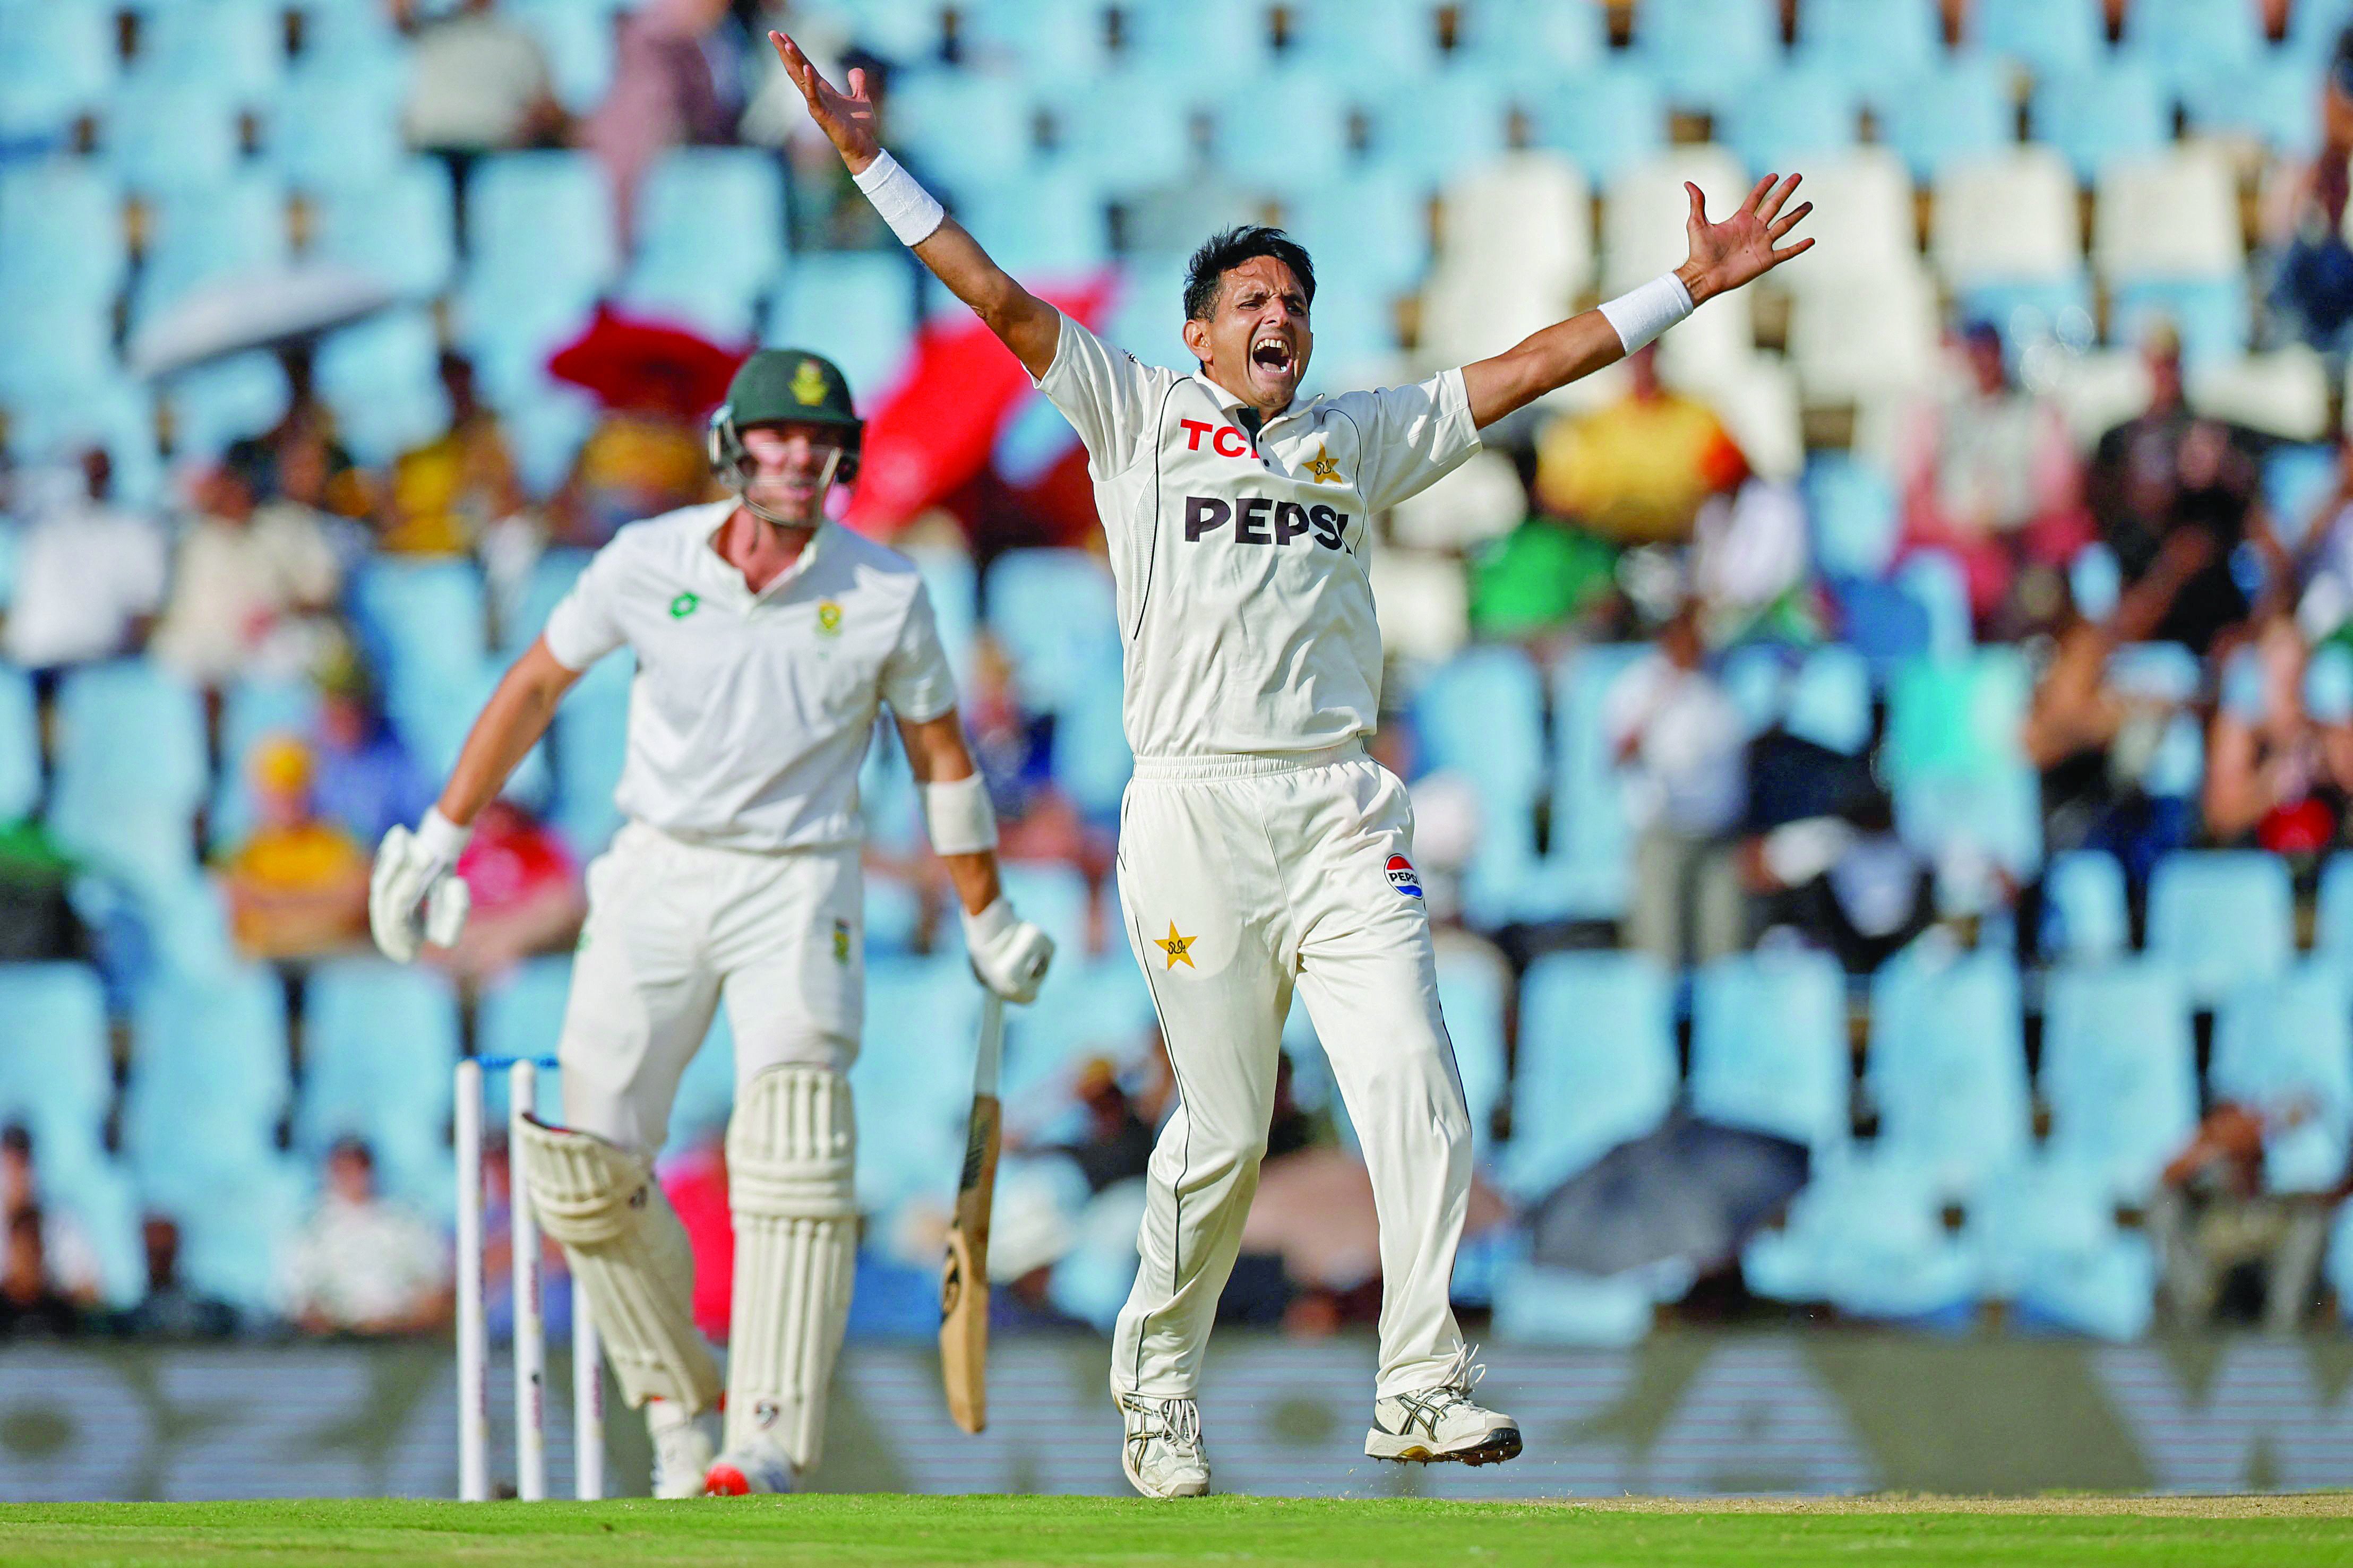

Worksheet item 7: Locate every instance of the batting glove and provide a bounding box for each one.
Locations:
[964,897,1053,1004]
[369,809,473,962]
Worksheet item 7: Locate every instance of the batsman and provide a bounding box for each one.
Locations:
[776,27,1812,1498]
[367,350,1054,1497]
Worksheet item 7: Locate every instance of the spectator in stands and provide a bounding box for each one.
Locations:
[1895,320,2088,636]
[1,447,167,687]
[430,797,586,980]
[555,372,716,547]
[310,656,433,849]
[963,634,1109,875]
[2203,615,2353,852]
[1466,448,1622,645]
[2150,1102,2331,1334]
[399,0,566,193]
[1606,601,1749,968]
[379,353,526,558]
[0,1208,82,1339]
[0,1125,105,1311]
[477,1139,573,1345]
[1532,342,1748,550]
[113,1217,237,1340]
[2265,25,2353,354]
[2088,323,2282,658]
[583,0,738,242]
[221,735,372,961]
[150,445,342,690]
[2290,434,2353,644]
[1041,1059,1156,1196]
[2024,605,2193,888]
[277,1138,452,1337]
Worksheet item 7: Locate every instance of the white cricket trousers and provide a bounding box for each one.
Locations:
[1110,743,1473,1401]
[557,821,862,1157]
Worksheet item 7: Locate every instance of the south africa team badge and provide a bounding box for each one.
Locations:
[1385,855,1422,897]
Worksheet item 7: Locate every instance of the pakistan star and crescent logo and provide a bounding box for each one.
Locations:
[1155,921,1197,970]
[1304,444,1344,484]
[668,591,700,618]
[791,358,829,406]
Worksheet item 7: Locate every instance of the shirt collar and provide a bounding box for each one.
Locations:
[1190,369,1324,431]
[701,509,832,604]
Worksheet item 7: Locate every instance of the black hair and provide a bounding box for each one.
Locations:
[1182,225,1317,323]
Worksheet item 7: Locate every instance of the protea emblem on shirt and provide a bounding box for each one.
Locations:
[817,600,843,635]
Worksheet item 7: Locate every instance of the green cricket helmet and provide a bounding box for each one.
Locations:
[708,348,864,485]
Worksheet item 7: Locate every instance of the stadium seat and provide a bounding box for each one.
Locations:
[551,650,631,854]
[495,547,591,658]
[1000,956,1158,1113]
[1717,67,1861,177]
[1968,0,2103,76]
[1868,945,2030,1193]
[287,0,413,98]
[1968,1158,2156,1340]
[1802,451,1900,579]
[1455,0,1608,83]
[626,147,786,314]
[1956,275,2098,365]
[853,955,981,1213]
[1498,951,1676,1202]
[1281,167,1431,296]
[2039,849,2129,963]
[0,0,117,140]
[1413,647,1548,928]
[2107,641,2202,705]
[1744,1146,1979,1320]
[903,545,977,685]
[161,350,296,461]
[2183,53,2323,157]
[1788,258,1941,404]
[2029,63,2169,182]
[1490,1250,1656,1347]
[2188,348,2332,444]
[0,160,128,308]
[296,959,462,1208]
[311,158,458,299]
[665,1007,736,1157]
[1051,63,1199,199]
[133,177,293,330]
[124,966,292,1201]
[1783,149,1917,277]
[207,673,324,854]
[1783,642,1873,756]
[48,660,208,896]
[1877,54,2012,182]
[982,549,1120,716]
[2212,966,2353,1193]
[315,307,449,468]
[0,963,113,1173]
[466,151,619,297]
[1794,0,1940,108]
[1547,643,1647,920]
[0,663,37,823]
[2110,277,2251,369]
[1525,69,1669,185]
[1437,943,1510,1159]
[131,0,285,106]
[174,1156,311,1314]
[1690,947,1852,1153]
[890,68,1038,194]
[265,67,408,192]
[2039,961,2196,1202]
[1602,147,1750,292]
[765,254,917,411]
[2315,854,2353,986]
[2122,0,2264,94]
[2145,850,2294,1006]
[505,0,624,114]
[1931,149,2083,287]
[353,558,492,749]
[1633,0,1783,115]
[2094,144,2244,285]
[1279,0,1438,81]
[951,163,1115,280]
[1419,153,1593,371]
[104,78,246,194]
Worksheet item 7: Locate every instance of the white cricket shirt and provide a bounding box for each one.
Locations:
[1036,313,1481,759]
[542,501,957,851]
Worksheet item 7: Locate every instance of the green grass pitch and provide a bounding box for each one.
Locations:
[2,1494,2352,1567]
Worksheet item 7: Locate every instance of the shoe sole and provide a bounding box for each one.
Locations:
[1364,1425,1524,1466]
[1120,1451,1210,1498]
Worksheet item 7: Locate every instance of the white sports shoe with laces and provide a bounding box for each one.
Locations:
[1115,1391,1211,1498]
[1364,1345,1522,1466]
[645,1398,716,1500]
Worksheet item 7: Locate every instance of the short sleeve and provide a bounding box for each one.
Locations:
[1330,367,1483,513]
[540,538,630,670]
[880,577,958,724]
[1035,311,1167,477]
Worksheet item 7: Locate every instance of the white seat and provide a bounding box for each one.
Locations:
[1367,547,1470,664]
[1655,284,1757,385]
[1602,145,1750,292]
[2187,349,2330,442]
[1932,148,2082,286]
[1420,151,1594,370]
[2046,349,2154,446]
[2093,142,2243,283]
[1783,147,1917,278]
[1389,449,1529,552]
[1788,256,1940,403]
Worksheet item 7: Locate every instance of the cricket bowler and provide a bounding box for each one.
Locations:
[776,30,1814,1499]
[367,349,1056,1497]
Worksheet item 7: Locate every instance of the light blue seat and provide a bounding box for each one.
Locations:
[132,0,285,105]
[505,0,623,114]
[0,663,37,822]
[1280,0,1437,79]
[2107,640,2202,704]
[2040,849,2128,963]
[124,966,291,1201]
[1546,643,1647,920]
[0,962,113,1171]
[1717,67,1860,176]
[475,951,569,1066]
[765,253,917,410]
[2212,966,2353,1194]
[1784,643,1873,756]
[316,307,448,467]
[2122,0,2264,94]
[1957,275,2097,363]
[950,165,1114,280]
[621,148,788,338]
[1720,643,1791,737]
[207,673,323,853]
[288,0,413,96]
[265,67,407,191]
[2030,64,2169,181]
[993,861,1092,964]
[1634,0,1782,113]
[2292,0,2353,58]
[664,1008,736,1156]
[1969,0,2103,75]
[982,549,1120,714]
[1001,956,1158,1112]
[1361,66,1513,189]
[904,545,977,685]
[2145,850,2293,1007]
[1205,67,1356,199]
[1745,1147,1978,1319]
[105,77,245,194]
[1691,947,1851,1153]
[297,959,461,1208]
[961,0,1109,81]
[161,350,294,460]
[176,1156,311,1314]
[2183,54,2322,157]
[2040,961,2196,1202]
[0,159,128,307]
[890,68,1037,193]
[2264,444,2342,553]
[2315,855,2353,986]
[1526,69,1668,184]
[133,176,291,330]
[354,559,491,752]
[1795,0,1941,108]
[466,151,619,295]
[1490,1241,1655,1347]
[311,158,457,298]
[2109,277,2250,369]
[551,650,631,855]
[1282,167,1430,295]
[1497,951,1675,1202]
[1413,647,1547,929]
[1867,945,2030,1194]
[49,660,207,896]
[497,547,591,657]
[0,0,117,139]
[453,277,602,416]
[1879,54,2015,182]
[1437,944,1510,1159]
[1456,0,1608,84]
[1803,450,1899,578]
[854,955,981,1212]
[1052,64,1198,199]
[1968,1157,2155,1340]
[1885,650,2043,881]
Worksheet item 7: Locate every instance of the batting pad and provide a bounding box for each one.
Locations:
[724,1065,858,1470]
[513,1116,721,1414]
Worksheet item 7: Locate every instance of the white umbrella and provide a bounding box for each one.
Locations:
[130,263,401,379]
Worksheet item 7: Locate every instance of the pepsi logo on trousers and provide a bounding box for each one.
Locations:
[1386,855,1422,897]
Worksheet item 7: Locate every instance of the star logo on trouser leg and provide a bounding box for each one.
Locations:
[1155,921,1197,970]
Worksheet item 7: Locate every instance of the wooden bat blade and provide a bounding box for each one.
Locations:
[940,1091,1000,1435]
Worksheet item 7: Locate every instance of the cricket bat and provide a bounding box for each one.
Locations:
[940,989,1004,1434]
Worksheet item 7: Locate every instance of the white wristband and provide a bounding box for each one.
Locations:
[923,773,998,856]
[1598,272,1695,355]
[851,150,946,248]
[415,807,472,868]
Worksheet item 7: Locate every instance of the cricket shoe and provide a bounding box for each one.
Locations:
[703,1440,794,1496]
[1364,1345,1522,1466]
[646,1399,714,1500]
[1115,1391,1210,1498]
